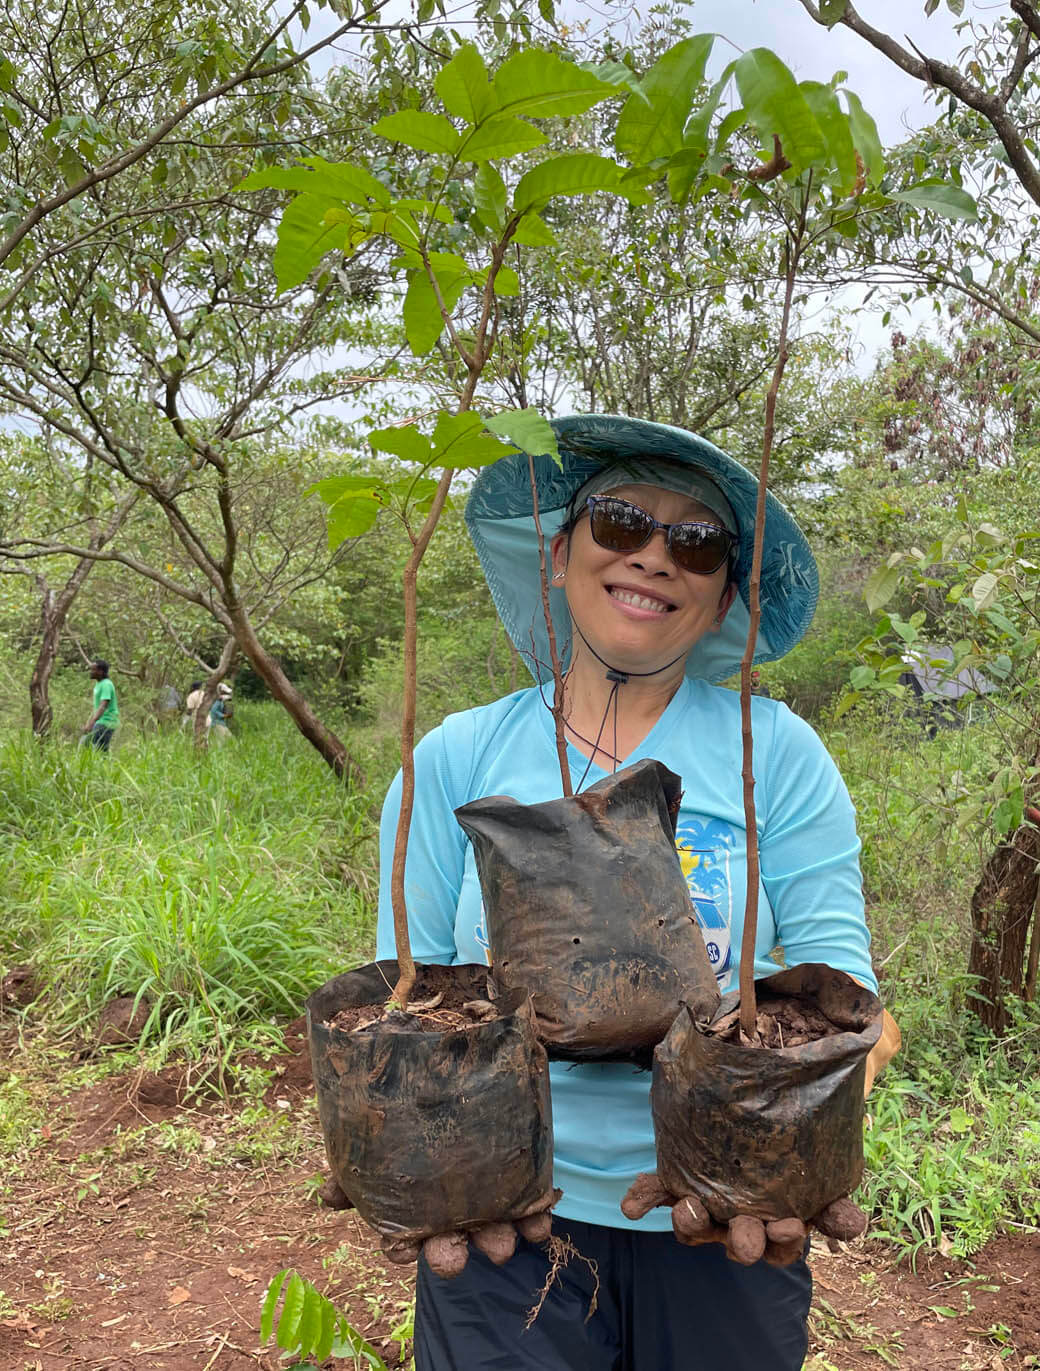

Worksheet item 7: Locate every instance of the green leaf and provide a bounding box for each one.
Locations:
[511,213,556,246]
[370,425,435,466]
[435,43,497,122]
[260,1271,290,1343]
[275,1272,306,1350]
[864,563,901,613]
[514,153,628,213]
[374,110,460,156]
[474,163,507,229]
[890,180,979,221]
[316,1296,337,1361]
[850,665,876,689]
[666,65,734,200]
[492,265,520,295]
[460,116,547,162]
[484,407,560,465]
[832,690,860,720]
[272,193,355,291]
[800,81,857,192]
[842,90,883,186]
[238,157,390,206]
[491,50,620,118]
[297,1282,321,1357]
[431,411,509,468]
[819,0,848,23]
[615,35,715,164]
[306,475,385,548]
[733,49,827,172]
[402,253,472,354]
[971,571,999,613]
[948,1106,973,1133]
[580,58,643,95]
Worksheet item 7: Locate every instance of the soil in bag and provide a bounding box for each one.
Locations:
[307,961,554,1245]
[652,963,882,1223]
[454,759,720,1062]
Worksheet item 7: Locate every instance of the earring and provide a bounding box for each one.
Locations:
[553,570,566,583]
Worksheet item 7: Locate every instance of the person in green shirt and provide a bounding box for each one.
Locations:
[82,659,119,751]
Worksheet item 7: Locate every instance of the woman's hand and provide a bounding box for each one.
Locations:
[621,1172,866,1266]
[317,1176,560,1277]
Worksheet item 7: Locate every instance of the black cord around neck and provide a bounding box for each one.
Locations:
[567,619,687,791]
[571,619,687,685]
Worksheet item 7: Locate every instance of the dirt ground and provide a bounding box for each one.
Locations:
[0,1015,1037,1371]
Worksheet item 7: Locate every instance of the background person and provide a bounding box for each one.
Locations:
[182,680,204,729]
[81,659,119,751]
[376,415,896,1371]
[207,682,233,742]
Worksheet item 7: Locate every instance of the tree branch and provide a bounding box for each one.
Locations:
[0,0,396,272]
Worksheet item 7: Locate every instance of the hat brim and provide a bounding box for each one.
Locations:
[465,414,818,686]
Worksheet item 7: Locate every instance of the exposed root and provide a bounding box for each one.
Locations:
[524,1234,600,1330]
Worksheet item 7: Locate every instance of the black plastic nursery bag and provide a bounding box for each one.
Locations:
[653,962,883,1222]
[455,759,720,1060]
[306,961,554,1243]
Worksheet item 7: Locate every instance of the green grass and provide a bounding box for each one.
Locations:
[822,709,1040,1259]
[0,705,376,1065]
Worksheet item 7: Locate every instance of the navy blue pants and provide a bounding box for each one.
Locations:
[415,1216,811,1370]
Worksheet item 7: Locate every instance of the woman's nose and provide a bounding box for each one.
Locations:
[626,530,673,574]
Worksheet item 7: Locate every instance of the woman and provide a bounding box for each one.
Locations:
[376,415,896,1370]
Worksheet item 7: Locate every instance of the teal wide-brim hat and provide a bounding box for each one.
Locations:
[465,414,818,686]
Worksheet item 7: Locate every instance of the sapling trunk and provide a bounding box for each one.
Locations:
[387,227,519,1010]
[527,452,573,798]
[737,209,807,1043]
[389,466,457,1010]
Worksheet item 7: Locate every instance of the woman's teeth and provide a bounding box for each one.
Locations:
[610,588,671,612]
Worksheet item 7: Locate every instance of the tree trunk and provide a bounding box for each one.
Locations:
[967,819,1040,1033]
[28,492,139,736]
[225,601,363,785]
[30,557,100,736]
[194,637,238,749]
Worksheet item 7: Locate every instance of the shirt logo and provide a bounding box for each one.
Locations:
[676,817,737,982]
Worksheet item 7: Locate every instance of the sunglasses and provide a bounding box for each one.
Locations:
[584,495,738,576]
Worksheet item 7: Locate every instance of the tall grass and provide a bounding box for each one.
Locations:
[0,705,375,1057]
[822,706,1040,1257]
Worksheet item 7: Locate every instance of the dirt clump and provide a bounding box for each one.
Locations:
[95,995,150,1047]
[0,964,36,1012]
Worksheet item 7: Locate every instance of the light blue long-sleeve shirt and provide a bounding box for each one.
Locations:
[377,677,876,1231]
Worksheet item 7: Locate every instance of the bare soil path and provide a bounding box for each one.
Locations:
[1,1018,1036,1370]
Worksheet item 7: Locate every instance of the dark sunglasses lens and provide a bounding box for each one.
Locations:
[589,498,653,551]
[669,524,732,574]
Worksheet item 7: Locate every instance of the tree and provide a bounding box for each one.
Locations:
[0,0,418,774]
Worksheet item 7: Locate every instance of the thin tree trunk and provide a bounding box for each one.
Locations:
[967,820,1040,1033]
[30,572,89,734]
[194,636,238,748]
[225,601,363,785]
[29,492,139,736]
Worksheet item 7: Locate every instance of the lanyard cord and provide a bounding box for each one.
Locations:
[567,620,687,792]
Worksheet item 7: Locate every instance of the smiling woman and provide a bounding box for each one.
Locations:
[376,414,882,1371]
